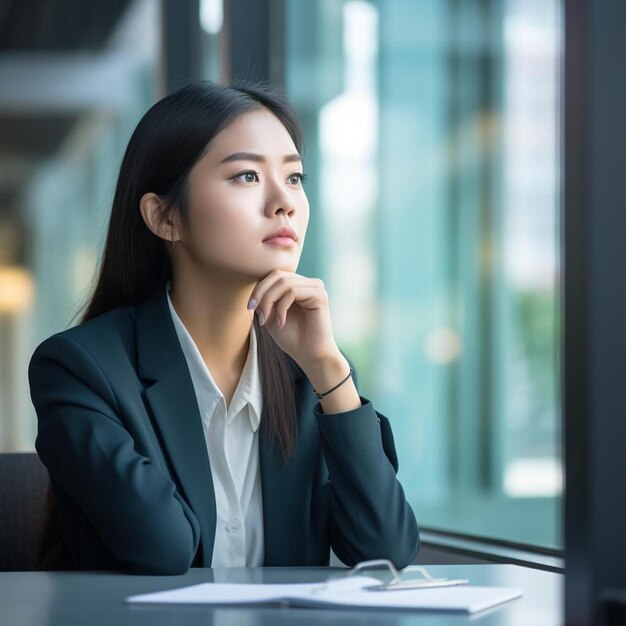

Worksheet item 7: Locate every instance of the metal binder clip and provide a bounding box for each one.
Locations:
[344,559,470,591]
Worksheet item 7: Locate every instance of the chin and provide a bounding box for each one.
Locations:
[257,260,299,275]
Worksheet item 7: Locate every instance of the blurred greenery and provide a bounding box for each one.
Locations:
[516,289,559,407]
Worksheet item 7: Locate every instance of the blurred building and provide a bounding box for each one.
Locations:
[0,0,562,552]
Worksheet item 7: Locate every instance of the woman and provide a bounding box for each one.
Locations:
[28,79,420,575]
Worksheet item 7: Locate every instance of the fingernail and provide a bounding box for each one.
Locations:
[257,310,265,325]
[247,297,256,310]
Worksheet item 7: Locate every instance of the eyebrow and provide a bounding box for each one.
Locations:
[218,151,302,165]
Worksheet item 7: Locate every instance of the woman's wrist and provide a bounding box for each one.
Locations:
[301,351,346,387]
[302,353,362,414]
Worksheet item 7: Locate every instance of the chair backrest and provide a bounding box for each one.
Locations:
[0,452,49,571]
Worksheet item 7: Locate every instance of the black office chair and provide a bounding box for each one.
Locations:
[0,452,50,571]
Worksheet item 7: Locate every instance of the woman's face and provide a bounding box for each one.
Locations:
[180,107,309,280]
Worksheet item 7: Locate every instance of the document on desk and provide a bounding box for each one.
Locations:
[126,576,523,614]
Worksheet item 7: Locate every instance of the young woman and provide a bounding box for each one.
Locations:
[28,79,420,574]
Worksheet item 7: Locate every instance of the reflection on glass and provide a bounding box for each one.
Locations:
[200,0,224,81]
[0,0,160,451]
[285,0,561,548]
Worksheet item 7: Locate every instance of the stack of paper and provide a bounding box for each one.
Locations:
[126,575,523,614]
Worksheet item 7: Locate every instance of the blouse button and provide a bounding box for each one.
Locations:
[225,519,241,533]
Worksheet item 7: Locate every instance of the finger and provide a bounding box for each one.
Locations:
[255,278,315,324]
[249,271,311,311]
[248,270,289,311]
[258,284,322,327]
[272,282,326,328]
[274,288,298,329]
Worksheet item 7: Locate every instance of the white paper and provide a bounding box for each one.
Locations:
[126,575,523,614]
[126,580,338,605]
[291,582,524,614]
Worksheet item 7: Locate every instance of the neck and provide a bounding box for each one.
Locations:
[168,265,256,376]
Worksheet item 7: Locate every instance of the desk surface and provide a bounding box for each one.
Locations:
[1,563,563,626]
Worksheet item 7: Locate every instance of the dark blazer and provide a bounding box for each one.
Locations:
[27,284,420,574]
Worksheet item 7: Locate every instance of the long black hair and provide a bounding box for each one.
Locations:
[37,79,305,570]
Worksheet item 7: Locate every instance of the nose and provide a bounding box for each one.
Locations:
[264,176,298,217]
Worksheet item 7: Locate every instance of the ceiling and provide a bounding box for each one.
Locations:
[0,0,131,51]
[0,0,134,216]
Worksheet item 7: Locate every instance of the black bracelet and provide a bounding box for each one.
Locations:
[313,367,353,399]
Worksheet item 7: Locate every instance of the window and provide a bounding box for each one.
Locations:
[0,0,160,451]
[283,0,562,548]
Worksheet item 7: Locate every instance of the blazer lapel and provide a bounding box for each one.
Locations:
[135,281,309,567]
[135,285,216,566]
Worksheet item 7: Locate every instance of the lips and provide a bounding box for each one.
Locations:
[263,226,297,242]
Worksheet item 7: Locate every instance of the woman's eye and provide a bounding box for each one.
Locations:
[231,170,307,185]
[233,170,260,183]
[289,172,308,185]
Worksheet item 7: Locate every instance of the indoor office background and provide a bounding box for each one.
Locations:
[0,0,562,557]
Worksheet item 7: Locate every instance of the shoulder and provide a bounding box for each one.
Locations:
[29,303,137,375]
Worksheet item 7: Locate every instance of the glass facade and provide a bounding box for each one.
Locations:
[0,0,561,551]
[0,0,161,451]
[283,0,562,548]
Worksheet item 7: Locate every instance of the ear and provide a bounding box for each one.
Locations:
[139,192,174,242]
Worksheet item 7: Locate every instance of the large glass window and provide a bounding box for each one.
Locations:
[1,0,562,551]
[284,0,562,548]
[0,0,160,452]
[200,0,225,81]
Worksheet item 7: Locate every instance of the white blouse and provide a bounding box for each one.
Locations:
[165,281,264,567]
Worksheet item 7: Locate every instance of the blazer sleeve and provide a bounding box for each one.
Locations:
[313,358,421,569]
[28,333,201,575]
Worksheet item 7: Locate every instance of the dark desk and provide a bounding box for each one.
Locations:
[1,563,563,625]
